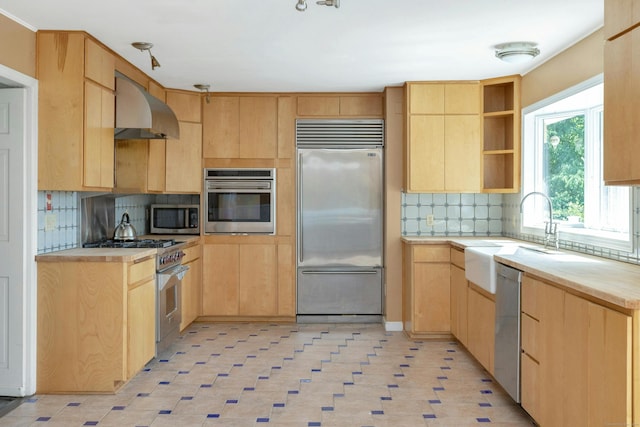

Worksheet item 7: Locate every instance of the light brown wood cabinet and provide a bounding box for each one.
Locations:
[449,247,468,346]
[520,274,632,426]
[164,91,203,193]
[201,241,294,319]
[604,0,640,40]
[37,256,156,393]
[404,82,481,193]
[296,94,383,117]
[203,96,278,159]
[603,24,640,184]
[127,276,156,379]
[402,244,451,338]
[466,284,495,375]
[38,32,115,191]
[115,90,202,194]
[180,243,202,331]
[481,75,521,192]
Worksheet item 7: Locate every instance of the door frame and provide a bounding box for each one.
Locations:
[0,63,38,396]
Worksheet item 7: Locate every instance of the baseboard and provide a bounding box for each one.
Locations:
[384,320,403,332]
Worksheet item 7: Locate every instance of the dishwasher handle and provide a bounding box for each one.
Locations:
[496,263,522,283]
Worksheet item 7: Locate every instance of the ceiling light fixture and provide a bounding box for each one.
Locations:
[194,84,211,104]
[132,42,161,70]
[317,0,339,7]
[494,42,540,64]
[295,0,339,11]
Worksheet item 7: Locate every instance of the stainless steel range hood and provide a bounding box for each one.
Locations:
[114,73,180,140]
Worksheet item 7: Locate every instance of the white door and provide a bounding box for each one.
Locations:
[0,89,27,395]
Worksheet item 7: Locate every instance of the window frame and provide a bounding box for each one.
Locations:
[520,74,633,252]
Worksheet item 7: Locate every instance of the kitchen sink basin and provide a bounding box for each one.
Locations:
[464,245,519,294]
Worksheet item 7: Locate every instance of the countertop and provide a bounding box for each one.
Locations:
[402,236,640,310]
[35,235,201,263]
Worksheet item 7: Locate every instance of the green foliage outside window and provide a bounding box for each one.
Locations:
[544,115,585,221]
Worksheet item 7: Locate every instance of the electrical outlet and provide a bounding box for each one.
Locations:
[426,214,434,226]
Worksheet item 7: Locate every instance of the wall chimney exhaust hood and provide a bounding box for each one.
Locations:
[114,73,180,140]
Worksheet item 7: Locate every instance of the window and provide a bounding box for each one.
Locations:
[522,76,632,251]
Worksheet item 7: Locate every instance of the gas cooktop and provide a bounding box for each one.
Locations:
[82,239,177,249]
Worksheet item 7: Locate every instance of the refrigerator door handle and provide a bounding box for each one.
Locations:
[297,152,304,264]
[300,270,379,275]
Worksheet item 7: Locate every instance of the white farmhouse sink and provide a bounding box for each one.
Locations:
[464,245,519,294]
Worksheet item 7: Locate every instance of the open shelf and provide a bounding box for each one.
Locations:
[481,76,520,193]
[483,152,515,191]
[483,82,515,113]
[483,115,514,151]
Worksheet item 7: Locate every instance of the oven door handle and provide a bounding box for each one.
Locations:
[157,264,190,291]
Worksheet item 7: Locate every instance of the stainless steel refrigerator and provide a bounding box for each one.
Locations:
[296,119,384,323]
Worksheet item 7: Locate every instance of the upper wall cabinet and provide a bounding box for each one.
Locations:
[38,32,115,191]
[164,91,202,193]
[404,82,481,193]
[115,90,202,194]
[202,96,278,159]
[604,0,640,41]
[603,0,640,185]
[296,95,383,117]
[481,75,521,193]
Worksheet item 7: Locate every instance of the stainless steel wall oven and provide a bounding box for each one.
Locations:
[204,168,276,234]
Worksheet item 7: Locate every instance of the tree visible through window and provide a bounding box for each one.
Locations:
[522,79,631,250]
[544,114,585,221]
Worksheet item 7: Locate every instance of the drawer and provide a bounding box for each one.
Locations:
[521,352,540,420]
[521,312,539,360]
[521,276,539,319]
[182,245,201,263]
[413,245,450,263]
[128,258,155,285]
[450,247,465,269]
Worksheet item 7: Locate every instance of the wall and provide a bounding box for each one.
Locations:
[0,13,36,78]
[521,28,603,108]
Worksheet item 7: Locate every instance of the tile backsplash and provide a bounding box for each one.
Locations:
[37,191,80,253]
[37,191,200,254]
[401,193,503,237]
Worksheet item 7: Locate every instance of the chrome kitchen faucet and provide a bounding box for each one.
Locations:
[520,191,559,249]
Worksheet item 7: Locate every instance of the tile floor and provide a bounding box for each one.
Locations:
[0,323,534,426]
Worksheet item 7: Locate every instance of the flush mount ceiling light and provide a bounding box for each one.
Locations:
[194,84,211,104]
[295,0,339,12]
[317,0,339,7]
[494,42,540,64]
[132,42,161,70]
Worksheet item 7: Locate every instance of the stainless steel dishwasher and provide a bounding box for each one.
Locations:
[494,262,522,403]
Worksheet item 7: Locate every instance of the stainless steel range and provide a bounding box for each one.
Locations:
[83,238,188,355]
[155,242,188,355]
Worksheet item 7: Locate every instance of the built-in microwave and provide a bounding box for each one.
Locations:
[204,168,276,234]
[150,204,200,235]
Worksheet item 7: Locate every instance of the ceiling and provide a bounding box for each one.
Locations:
[0,0,603,93]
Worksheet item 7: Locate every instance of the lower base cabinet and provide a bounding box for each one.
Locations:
[521,274,632,427]
[36,256,156,393]
[180,243,202,331]
[402,244,451,338]
[127,279,156,378]
[449,248,468,346]
[466,285,495,375]
[201,241,294,318]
